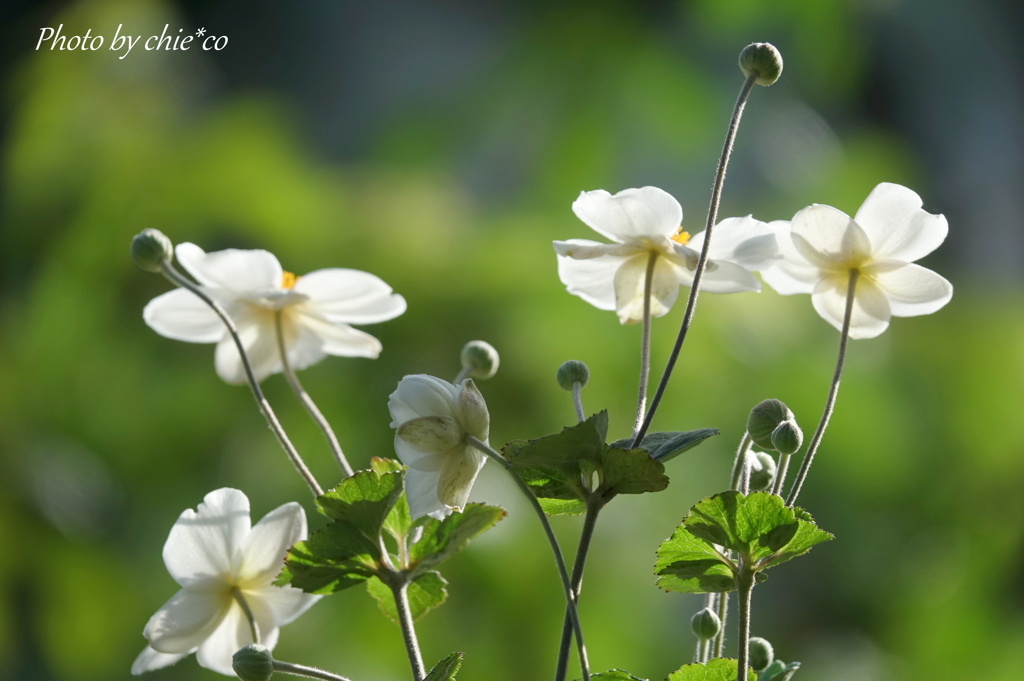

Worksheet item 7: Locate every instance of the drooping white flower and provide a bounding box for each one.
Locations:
[760,182,953,339]
[553,187,779,324]
[388,375,490,520]
[144,244,407,384]
[132,489,319,676]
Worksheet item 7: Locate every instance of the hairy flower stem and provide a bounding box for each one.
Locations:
[466,436,590,681]
[392,582,426,681]
[785,270,859,507]
[632,72,759,449]
[572,382,586,423]
[735,571,755,681]
[159,263,323,497]
[274,660,354,681]
[554,500,603,681]
[771,453,791,497]
[274,312,355,478]
[632,252,658,438]
[729,433,753,491]
[713,587,728,658]
[231,588,260,645]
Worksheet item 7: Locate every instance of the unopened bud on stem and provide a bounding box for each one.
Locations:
[748,637,775,671]
[460,340,499,380]
[130,229,173,272]
[748,451,777,492]
[233,644,274,681]
[771,419,803,456]
[747,399,793,450]
[556,360,590,391]
[739,42,783,86]
[690,607,721,640]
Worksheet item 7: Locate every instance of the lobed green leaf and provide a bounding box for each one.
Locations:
[666,658,756,681]
[315,468,405,541]
[506,411,608,469]
[365,571,448,623]
[424,652,464,681]
[409,503,507,573]
[539,498,588,516]
[598,447,668,498]
[655,525,735,594]
[370,458,414,543]
[582,671,649,681]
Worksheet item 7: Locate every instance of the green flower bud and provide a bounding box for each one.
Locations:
[130,228,173,273]
[690,607,722,641]
[739,43,783,86]
[460,340,499,380]
[771,420,804,456]
[748,451,777,492]
[232,644,274,681]
[556,360,590,391]
[748,636,775,672]
[747,399,792,450]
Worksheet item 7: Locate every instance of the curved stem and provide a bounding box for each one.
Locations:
[632,252,658,438]
[274,312,355,478]
[466,436,590,681]
[231,588,260,645]
[159,263,323,497]
[554,501,602,681]
[785,270,859,507]
[453,366,471,384]
[771,453,791,497]
[729,433,752,491]
[572,382,586,423]
[392,582,426,681]
[274,660,354,681]
[632,73,759,448]
[735,571,755,681]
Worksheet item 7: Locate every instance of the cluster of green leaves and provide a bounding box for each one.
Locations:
[278,458,505,622]
[503,412,718,515]
[584,658,755,681]
[655,491,833,594]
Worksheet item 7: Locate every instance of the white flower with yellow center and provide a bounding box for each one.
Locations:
[760,182,953,339]
[553,187,779,324]
[144,243,406,383]
[388,375,490,520]
[132,488,319,676]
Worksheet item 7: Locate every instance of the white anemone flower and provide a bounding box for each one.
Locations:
[144,243,407,384]
[760,182,953,339]
[553,187,778,324]
[132,488,319,676]
[388,375,490,520]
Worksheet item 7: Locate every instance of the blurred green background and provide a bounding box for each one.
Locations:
[2,0,1023,680]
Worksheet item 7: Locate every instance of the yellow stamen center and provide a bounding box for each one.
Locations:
[671,227,691,245]
[281,271,298,289]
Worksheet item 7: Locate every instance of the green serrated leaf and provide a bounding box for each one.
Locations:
[315,469,405,540]
[370,457,405,474]
[666,658,756,681]
[610,429,720,462]
[365,571,448,622]
[277,533,378,594]
[598,447,668,497]
[424,652,463,681]
[582,670,649,680]
[409,503,506,572]
[507,412,608,469]
[655,524,735,594]
[370,459,414,543]
[515,462,588,503]
[539,498,588,516]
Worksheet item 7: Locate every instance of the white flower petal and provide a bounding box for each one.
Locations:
[292,312,383,360]
[388,375,459,427]
[176,243,284,294]
[131,645,191,675]
[144,586,229,654]
[688,216,779,271]
[293,269,407,325]
[237,502,307,587]
[572,187,683,242]
[811,273,892,339]
[214,314,280,384]
[394,437,445,473]
[612,254,680,324]
[557,252,628,312]
[143,288,228,343]
[163,488,251,587]
[194,601,254,676]
[455,380,490,441]
[866,262,953,317]
[437,445,486,511]
[553,239,639,260]
[791,204,872,269]
[854,182,948,262]
[247,584,321,628]
[759,220,819,295]
[693,259,762,294]
[405,466,447,519]
[398,416,464,454]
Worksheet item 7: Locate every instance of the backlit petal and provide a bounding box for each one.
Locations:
[866,261,953,317]
[394,436,445,473]
[613,254,680,324]
[572,187,682,242]
[293,269,407,324]
[854,182,948,262]
[791,205,872,269]
[397,416,464,454]
[760,220,819,295]
[388,375,459,427]
[143,288,228,343]
[557,252,628,312]
[131,646,191,675]
[688,216,779,271]
[405,466,447,519]
[163,488,251,587]
[214,314,280,385]
[811,273,891,339]
[238,502,307,587]
[176,243,283,294]
[292,312,382,360]
[247,584,321,628]
[144,586,229,654]
[195,601,253,675]
[437,445,486,511]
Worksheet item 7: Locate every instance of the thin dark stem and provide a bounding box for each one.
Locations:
[572,382,586,423]
[729,433,752,491]
[785,270,859,507]
[632,73,759,449]
[392,582,426,681]
[231,588,260,645]
[275,312,355,478]
[274,660,353,681]
[466,436,590,681]
[160,263,323,497]
[554,501,602,681]
[735,571,755,681]
[632,252,658,438]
